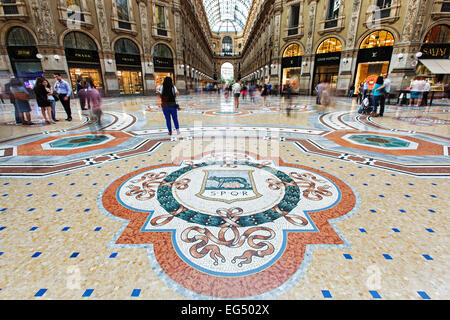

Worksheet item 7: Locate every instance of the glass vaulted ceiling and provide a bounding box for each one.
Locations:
[203,0,252,33]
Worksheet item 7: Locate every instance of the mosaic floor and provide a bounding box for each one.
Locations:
[0,93,448,300]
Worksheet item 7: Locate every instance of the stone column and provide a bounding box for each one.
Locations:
[337,0,363,96]
[137,0,154,94]
[389,0,428,93]
[172,4,186,92]
[95,0,117,96]
[300,0,318,95]
[270,2,283,92]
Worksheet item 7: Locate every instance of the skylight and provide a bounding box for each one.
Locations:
[203,0,252,33]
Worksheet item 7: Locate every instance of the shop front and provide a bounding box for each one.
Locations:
[153,43,175,87]
[354,30,394,94]
[281,43,302,94]
[63,32,104,94]
[416,24,450,95]
[6,27,43,89]
[312,38,342,92]
[114,38,143,95]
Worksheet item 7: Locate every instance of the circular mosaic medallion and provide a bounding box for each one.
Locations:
[102,153,357,298]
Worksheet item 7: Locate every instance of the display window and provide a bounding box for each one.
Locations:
[69,67,104,90]
[117,70,143,95]
[154,72,174,87]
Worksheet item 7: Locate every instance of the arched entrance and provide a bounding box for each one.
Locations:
[281,43,303,93]
[417,24,450,89]
[220,62,234,84]
[6,27,43,88]
[312,37,342,92]
[114,38,144,95]
[354,30,395,93]
[63,31,104,93]
[153,43,174,87]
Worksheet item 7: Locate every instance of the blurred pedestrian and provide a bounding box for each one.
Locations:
[5,75,21,124]
[86,78,103,127]
[232,81,241,109]
[9,78,33,125]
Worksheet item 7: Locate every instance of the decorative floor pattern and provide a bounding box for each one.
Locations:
[0,94,448,300]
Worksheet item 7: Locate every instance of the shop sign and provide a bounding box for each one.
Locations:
[115,53,141,66]
[65,48,100,63]
[357,46,393,63]
[153,57,174,68]
[8,46,38,60]
[282,56,302,68]
[315,52,341,65]
[420,43,450,59]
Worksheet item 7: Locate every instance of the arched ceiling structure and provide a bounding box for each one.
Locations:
[203,0,252,33]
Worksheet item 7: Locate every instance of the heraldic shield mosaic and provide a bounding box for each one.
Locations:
[100,152,357,299]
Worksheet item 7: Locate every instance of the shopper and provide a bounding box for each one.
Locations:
[315,82,323,105]
[232,81,241,109]
[357,82,365,104]
[382,74,391,104]
[409,77,423,107]
[54,73,73,121]
[86,79,103,126]
[33,77,54,124]
[372,76,386,117]
[157,76,180,136]
[261,84,268,105]
[421,79,431,106]
[9,78,33,125]
[348,83,355,98]
[78,81,89,110]
[4,75,21,124]
[44,79,59,122]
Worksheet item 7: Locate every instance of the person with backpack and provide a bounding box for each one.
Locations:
[157,76,180,136]
[9,78,33,125]
[372,76,386,117]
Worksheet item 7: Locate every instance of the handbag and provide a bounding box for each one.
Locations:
[52,92,60,101]
[13,91,29,101]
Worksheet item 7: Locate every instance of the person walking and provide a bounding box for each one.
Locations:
[33,77,54,124]
[357,82,365,104]
[86,79,103,127]
[75,79,88,110]
[348,83,355,98]
[9,78,33,125]
[232,81,241,109]
[315,82,323,105]
[0,85,4,104]
[261,84,268,106]
[54,73,73,121]
[372,76,386,117]
[421,79,431,106]
[44,79,60,122]
[5,75,21,124]
[157,76,180,136]
[382,74,391,105]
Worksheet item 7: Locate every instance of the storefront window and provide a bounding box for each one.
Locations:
[316,38,342,54]
[360,30,394,49]
[283,44,302,57]
[153,43,173,58]
[114,38,140,55]
[63,31,97,50]
[7,26,35,46]
[6,27,43,87]
[424,25,450,44]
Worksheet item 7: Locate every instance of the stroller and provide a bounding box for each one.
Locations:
[358,93,374,115]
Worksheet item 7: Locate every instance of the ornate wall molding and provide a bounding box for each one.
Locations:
[95,0,112,52]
